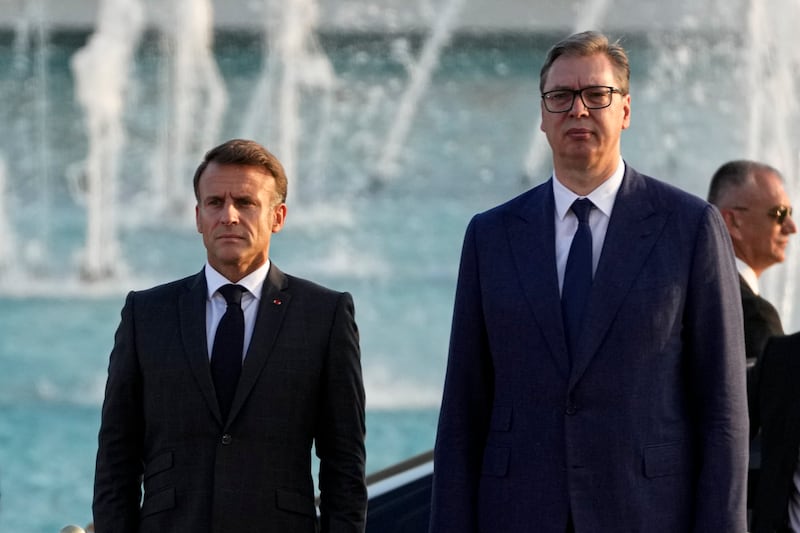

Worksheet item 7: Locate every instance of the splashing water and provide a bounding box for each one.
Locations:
[0,157,14,274]
[69,0,146,281]
[149,0,229,218]
[373,0,467,183]
[741,0,800,327]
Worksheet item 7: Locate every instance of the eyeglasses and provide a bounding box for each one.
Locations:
[541,86,623,113]
[731,205,794,224]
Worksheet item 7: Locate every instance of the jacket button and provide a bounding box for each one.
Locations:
[565,404,578,415]
[221,434,232,445]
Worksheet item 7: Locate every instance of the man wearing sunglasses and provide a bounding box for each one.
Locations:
[707,160,796,524]
[708,161,800,533]
[708,160,797,368]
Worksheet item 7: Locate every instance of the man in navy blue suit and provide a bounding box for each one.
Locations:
[429,31,748,533]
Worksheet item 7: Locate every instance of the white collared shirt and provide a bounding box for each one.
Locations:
[553,158,625,294]
[735,258,759,295]
[204,261,270,360]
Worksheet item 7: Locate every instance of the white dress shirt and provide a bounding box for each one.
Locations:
[553,158,625,294]
[735,258,759,294]
[204,261,270,360]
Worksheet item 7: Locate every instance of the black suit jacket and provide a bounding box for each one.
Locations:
[741,277,783,363]
[93,264,367,533]
[745,278,784,436]
[750,332,800,533]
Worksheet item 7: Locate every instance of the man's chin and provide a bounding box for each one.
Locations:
[211,249,246,266]
[771,251,787,265]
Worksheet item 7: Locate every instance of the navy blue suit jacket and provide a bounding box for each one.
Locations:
[430,166,748,532]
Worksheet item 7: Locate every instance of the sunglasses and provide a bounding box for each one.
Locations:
[731,205,794,224]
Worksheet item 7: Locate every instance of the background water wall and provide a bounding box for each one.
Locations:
[0,0,798,531]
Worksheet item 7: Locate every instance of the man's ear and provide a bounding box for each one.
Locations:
[720,208,742,239]
[272,203,287,233]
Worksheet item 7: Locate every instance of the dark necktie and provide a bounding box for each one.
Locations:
[562,198,594,361]
[210,284,246,421]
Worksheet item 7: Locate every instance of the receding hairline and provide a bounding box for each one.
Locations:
[707,159,783,206]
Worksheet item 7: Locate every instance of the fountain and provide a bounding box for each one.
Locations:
[741,0,800,325]
[1,1,800,531]
[373,0,466,182]
[69,0,145,281]
[0,157,14,274]
[149,0,229,217]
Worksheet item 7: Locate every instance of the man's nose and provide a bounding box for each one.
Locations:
[782,214,798,234]
[221,202,239,224]
[569,94,590,116]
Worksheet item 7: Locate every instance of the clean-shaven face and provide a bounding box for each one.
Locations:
[195,162,286,281]
[540,53,631,182]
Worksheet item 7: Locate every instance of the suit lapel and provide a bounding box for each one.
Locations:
[506,182,571,379]
[569,169,669,385]
[179,271,224,423]
[227,263,290,425]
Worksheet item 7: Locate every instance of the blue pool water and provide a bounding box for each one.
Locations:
[1,20,798,532]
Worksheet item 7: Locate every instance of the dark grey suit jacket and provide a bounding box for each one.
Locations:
[93,264,366,533]
[430,165,749,533]
[750,332,800,533]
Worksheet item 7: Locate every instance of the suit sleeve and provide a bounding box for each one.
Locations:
[744,298,783,361]
[685,206,749,532]
[93,292,145,533]
[429,217,493,533]
[316,292,367,533]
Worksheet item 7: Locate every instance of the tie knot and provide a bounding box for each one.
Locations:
[571,198,594,224]
[218,284,245,306]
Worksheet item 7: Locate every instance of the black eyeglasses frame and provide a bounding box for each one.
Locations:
[540,85,624,113]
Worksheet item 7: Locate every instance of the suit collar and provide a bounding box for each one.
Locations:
[552,157,625,220]
[506,169,667,382]
[179,265,292,427]
[179,271,223,422]
[507,181,571,379]
[739,275,756,299]
[226,263,290,425]
[203,260,272,300]
[735,259,759,294]
[569,167,667,385]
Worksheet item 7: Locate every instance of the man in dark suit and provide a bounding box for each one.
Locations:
[707,160,796,367]
[707,160,796,514]
[93,139,367,532]
[429,31,748,532]
[750,332,800,533]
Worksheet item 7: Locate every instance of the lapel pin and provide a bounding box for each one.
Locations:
[273,298,282,305]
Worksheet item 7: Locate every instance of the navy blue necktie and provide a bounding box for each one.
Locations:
[210,284,246,421]
[562,198,594,361]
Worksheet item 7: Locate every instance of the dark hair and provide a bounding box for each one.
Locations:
[707,160,781,206]
[193,139,288,204]
[539,30,630,95]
